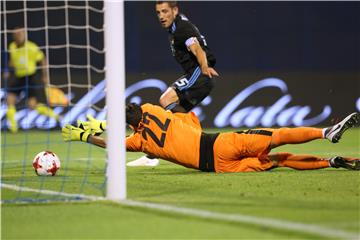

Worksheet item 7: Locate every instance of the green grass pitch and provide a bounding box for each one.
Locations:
[1,128,359,239]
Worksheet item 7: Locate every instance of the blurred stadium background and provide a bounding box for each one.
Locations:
[1,1,359,239]
[1,1,359,130]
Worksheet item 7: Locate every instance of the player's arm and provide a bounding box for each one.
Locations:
[3,55,13,80]
[88,135,106,148]
[62,124,107,148]
[40,57,49,84]
[2,62,11,80]
[34,44,48,84]
[89,134,141,151]
[187,37,219,78]
[62,124,91,142]
[62,124,140,151]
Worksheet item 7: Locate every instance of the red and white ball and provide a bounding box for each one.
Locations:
[32,151,61,176]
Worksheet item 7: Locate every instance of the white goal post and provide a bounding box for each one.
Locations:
[104,0,126,200]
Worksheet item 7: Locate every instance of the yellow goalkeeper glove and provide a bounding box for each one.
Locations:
[77,114,106,136]
[62,124,91,142]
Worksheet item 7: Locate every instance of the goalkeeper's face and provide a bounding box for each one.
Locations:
[13,27,26,46]
[126,103,143,129]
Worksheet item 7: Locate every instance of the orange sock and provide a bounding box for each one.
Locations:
[272,127,323,146]
[269,152,330,170]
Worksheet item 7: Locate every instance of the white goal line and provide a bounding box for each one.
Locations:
[1,183,358,240]
[1,183,106,202]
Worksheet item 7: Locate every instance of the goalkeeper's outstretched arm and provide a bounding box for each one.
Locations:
[88,135,106,148]
[78,114,106,136]
[62,124,106,148]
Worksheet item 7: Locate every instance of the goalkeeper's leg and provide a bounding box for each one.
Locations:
[270,113,359,148]
[270,127,323,148]
[6,93,18,133]
[269,153,330,170]
[35,104,60,121]
[28,97,60,121]
[269,153,360,170]
[6,105,18,133]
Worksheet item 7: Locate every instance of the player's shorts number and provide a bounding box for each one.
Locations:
[175,78,189,87]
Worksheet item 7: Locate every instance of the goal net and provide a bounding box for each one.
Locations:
[1,1,123,203]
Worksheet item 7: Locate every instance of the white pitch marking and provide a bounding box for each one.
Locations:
[1,183,106,201]
[1,183,358,240]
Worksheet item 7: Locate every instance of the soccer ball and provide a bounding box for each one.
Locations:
[32,151,61,176]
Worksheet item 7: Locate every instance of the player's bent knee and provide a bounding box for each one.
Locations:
[269,128,288,148]
[159,95,169,108]
[159,88,178,107]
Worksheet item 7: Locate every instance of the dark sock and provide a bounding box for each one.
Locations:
[165,103,186,113]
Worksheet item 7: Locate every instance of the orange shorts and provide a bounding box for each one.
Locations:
[213,130,274,173]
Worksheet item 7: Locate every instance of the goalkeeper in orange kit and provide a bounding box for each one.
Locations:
[62,103,360,172]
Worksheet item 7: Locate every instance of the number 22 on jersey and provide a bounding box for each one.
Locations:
[141,112,171,148]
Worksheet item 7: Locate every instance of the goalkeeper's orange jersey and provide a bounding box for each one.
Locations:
[126,104,202,169]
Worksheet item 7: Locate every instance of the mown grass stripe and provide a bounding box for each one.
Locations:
[1,183,358,239]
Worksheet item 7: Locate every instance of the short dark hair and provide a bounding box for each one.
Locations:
[126,103,143,128]
[156,1,177,8]
[14,24,25,29]
[13,25,25,30]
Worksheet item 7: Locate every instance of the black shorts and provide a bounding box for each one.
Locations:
[171,67,214,112]
[6,74,47,102]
